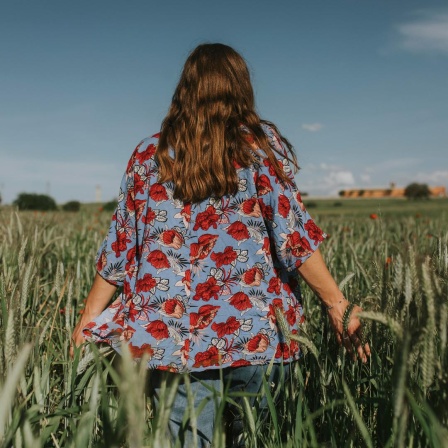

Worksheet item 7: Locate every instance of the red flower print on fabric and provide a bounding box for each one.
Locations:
[211,316,241,338]
[160,298,185,319]
[285,231,312,258]
[245,333,269,353]
[142,207,156,225]
[147,250,170,270]
[145,320,169,340]
[240,266,264,287]
[135,143,157,164]
[304,220,325,244]
[159,229,184,249]
[239,198,261,217]
[193,277,221,301]
[193,346,221,368]
[190,305,220,330]
[190,234,218,263]
[226,221,249,241]
[228,292,252,311]
[136,273,157,292]
[210,246,238,268]
[256,174,273,195]
[128,342,155,359]
[259,199,274,222]
[278,195,291,218]
[193,205,220,230]
[267,277,282,295]
[149,183,168,202]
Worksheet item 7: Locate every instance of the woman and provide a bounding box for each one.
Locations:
[71,43,370,446]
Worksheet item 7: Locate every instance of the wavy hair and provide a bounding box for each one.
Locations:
[157,43,298,203]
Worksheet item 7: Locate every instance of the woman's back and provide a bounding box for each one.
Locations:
[85,123,325,372]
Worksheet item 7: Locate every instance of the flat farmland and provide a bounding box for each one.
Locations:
[0,198,447,447]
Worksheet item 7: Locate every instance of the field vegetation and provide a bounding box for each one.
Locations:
[0,198,447,447]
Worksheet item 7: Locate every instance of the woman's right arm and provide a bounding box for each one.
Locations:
[70,273,117,357]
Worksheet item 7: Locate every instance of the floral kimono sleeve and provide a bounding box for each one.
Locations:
[258,126,326,273]
[95,151,139,287]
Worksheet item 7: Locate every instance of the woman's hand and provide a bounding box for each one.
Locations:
[326,298,370,363]
[70,313,95,358]
[297,249,371,363]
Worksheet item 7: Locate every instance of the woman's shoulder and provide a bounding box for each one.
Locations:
[127,133,161,170]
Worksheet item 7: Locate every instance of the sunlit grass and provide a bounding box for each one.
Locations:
[0,206,447,447]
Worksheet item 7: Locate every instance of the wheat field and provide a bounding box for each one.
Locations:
[0,203,447,447]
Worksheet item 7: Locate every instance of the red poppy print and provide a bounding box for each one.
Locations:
[147,250,170,270]
[193,277,221,301]
[304,220,325,244]
[160,298,185,319]
[159,229,184,249]
[211,316,241,338]
[111,231,131,257]
[142,207,157,225]
[128,342,155,359]
[239,198,261,217]
[190,305,220,330]
[193,346,221,368]
[190,234,218,263]
[258,199,274,222]
[228,292,252,311]
[256,174,273,195]
[135,143,157,164]
[136,273,157,292]
[240,266,264,287]
[278,195,291,218]
[210,246,238,268]
[145,320,169,340]
[275,342,290,359]
[231,359,251,367]
[285,305,297,326]
[285,231,312,258]
[244,333,269,353]
[193,205,220,231]
[267,277,282,295]
[149,183,168,202]
[226,221,249,241]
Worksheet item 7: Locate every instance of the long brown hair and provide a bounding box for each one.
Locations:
[157,43,298,203]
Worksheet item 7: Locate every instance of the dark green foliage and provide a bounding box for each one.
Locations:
[13,193,57,211]
[404,182,430,200]
[338,190,345,197]
[306,202,318,208]
[62,200,81,212]
[103,199,117,212]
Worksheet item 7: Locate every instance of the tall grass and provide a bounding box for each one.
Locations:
[0,208,447,447]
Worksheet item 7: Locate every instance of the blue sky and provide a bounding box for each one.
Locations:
[1,0,447,203]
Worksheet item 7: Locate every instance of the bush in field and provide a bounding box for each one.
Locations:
[103,199,117,212]
[13,193,57,211]
[405,182,430,200]
[62,200,81,212]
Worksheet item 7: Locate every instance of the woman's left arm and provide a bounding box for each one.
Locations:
[297,249,371,363]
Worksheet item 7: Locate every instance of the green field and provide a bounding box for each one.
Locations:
[0,198,447,447]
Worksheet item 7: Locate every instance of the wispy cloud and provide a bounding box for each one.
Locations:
[301,123,323,132]
[396,10,448,54]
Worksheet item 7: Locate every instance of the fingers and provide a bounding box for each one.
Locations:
[341,332,355,360]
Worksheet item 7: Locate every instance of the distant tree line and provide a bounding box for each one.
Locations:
[338,183,431,200]
[12,193,82,212]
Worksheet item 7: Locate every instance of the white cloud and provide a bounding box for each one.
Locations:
[396,10,448,54]
[360,173,371,183]
[301,123,323,132]
[415,170,448,184]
